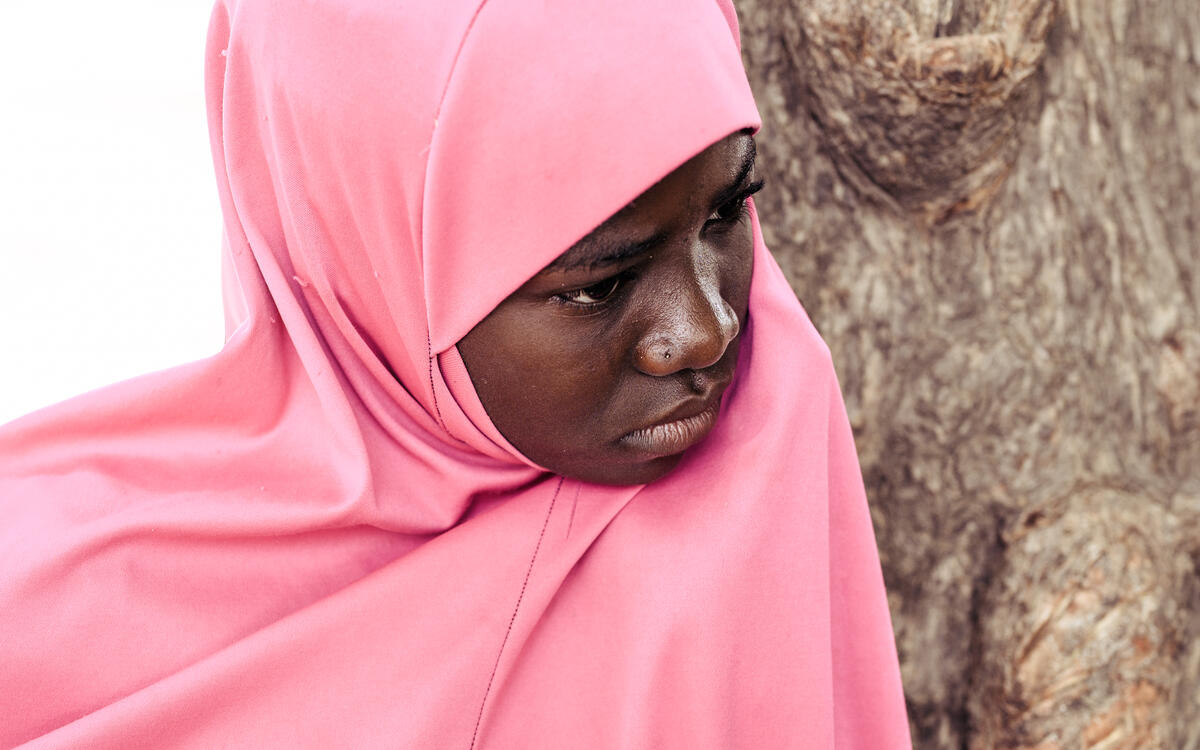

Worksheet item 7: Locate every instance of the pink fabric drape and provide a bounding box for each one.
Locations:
[0,0,911,747]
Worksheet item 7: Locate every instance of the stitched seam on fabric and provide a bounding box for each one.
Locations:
[469,476,563,749]
[429,0,491,130]
[427,334,447,432]
[418,0,490,434]
[417,0,491,323]
[565,482,582,540]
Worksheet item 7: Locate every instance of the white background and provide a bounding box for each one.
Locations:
[1,2,223,425]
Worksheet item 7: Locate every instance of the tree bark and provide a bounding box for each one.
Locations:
[735,0,1200,747]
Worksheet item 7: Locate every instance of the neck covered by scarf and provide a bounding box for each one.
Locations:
[0,0,911,747]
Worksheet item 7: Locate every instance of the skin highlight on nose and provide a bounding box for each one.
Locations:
[633,259,741,377]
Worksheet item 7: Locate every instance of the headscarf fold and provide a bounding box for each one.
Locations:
[0,0,911,746]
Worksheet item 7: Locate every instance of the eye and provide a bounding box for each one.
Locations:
[706,179,765,226]
[557,275,624,306]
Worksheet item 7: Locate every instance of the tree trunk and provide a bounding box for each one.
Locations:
[735,0,1200,747]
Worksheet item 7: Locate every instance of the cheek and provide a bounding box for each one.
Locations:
[512,318,621,405]
[458,306,628,453]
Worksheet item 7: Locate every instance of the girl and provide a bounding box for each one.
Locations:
[0,0,910,746]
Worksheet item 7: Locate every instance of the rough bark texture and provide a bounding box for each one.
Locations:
[735,0,1200,747]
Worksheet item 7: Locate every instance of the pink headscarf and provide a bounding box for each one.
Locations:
[0,0,910,747]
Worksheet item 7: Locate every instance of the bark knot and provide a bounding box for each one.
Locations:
[796,0,1058,223]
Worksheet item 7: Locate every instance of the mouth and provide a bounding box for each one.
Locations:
[618,396,723,458]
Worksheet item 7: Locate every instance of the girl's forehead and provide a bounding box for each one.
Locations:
[543,133,757,275]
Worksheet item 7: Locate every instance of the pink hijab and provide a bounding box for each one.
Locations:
[0,0,910,747]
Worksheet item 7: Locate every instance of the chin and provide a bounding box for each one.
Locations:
[570,453,685,487]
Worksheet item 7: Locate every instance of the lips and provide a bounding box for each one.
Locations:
[619,396,723,457]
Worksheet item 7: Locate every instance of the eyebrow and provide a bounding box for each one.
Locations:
[545,136,758,273]
[546,231,670,273]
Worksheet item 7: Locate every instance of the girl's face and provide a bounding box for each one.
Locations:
[457,132,759,485]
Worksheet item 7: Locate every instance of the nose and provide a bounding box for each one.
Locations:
[633,250,740,377]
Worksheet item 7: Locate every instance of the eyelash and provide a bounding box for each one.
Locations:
[555,179,765,309]
[555,270,639,307]
[707,179,764,226]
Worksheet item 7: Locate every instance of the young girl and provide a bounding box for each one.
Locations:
[0,0,910,746]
